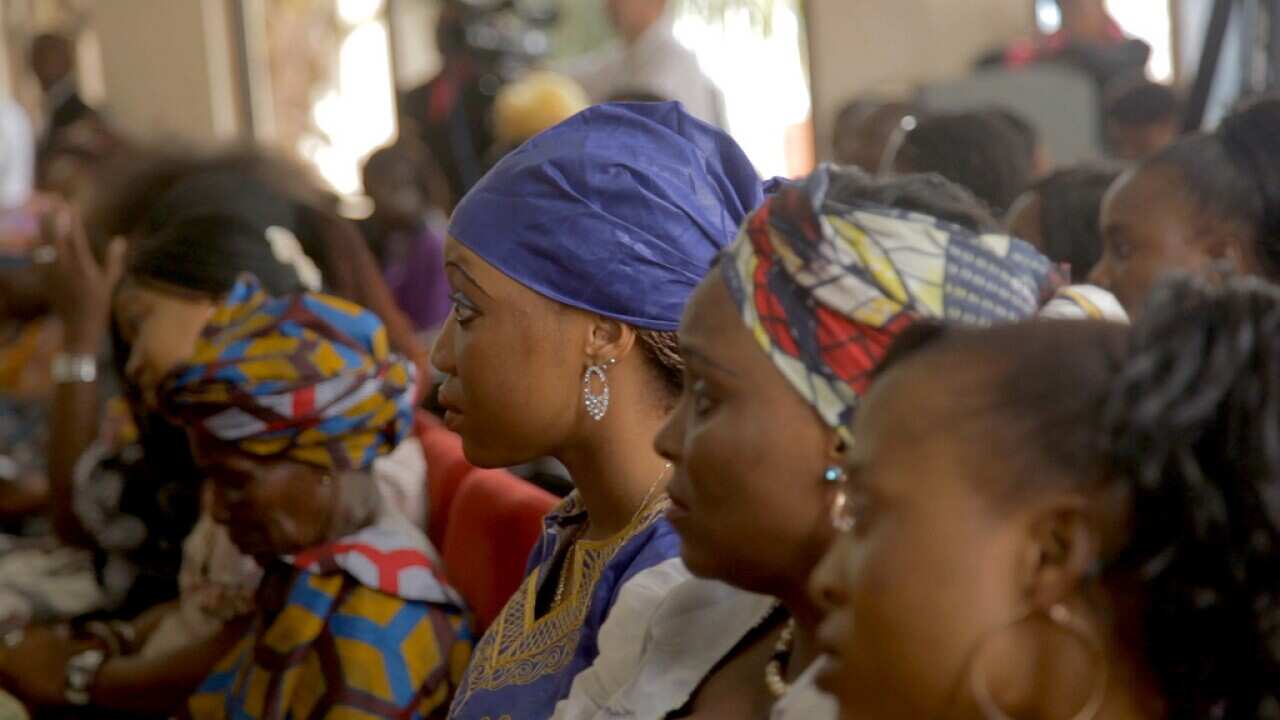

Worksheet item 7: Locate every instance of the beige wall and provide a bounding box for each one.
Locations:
[806,0,1033,161]
[89,0,242,144]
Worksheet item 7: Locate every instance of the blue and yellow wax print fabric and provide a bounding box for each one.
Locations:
[160,275,416,471]
[184,513,472,719]
[723,165,1063,442]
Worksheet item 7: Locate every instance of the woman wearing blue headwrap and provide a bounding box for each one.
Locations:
[433,102,761,718]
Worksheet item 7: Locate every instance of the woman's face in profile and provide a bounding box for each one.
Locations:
[810,354,1030,720]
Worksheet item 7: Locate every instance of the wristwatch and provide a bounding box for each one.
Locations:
[64,647,105,706]
[50,353,97,384]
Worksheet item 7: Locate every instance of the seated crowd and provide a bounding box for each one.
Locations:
[1,23,1279,720]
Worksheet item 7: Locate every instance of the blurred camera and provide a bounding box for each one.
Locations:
[443,0,559,80]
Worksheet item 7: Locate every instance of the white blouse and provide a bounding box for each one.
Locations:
[553,560,838,720]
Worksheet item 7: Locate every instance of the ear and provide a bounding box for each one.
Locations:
[583,315,638,365]
[1016,497,1099,611]
[1203,233,1249,279]
[827,429,849,464]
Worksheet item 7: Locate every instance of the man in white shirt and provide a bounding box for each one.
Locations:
[567,0,726,127]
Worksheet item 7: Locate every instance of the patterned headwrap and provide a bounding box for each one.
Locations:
[723,166,1063,441]
[450,101,762,331]
[161,276,416,471]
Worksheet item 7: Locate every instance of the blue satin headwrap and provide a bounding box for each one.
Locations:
[449,101,762,331]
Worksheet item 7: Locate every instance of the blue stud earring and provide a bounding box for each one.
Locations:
[823,466,845,483]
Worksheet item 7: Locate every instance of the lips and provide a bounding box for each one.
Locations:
[814,616,846,691]
[436,385,465,430]
[663,475,691,523]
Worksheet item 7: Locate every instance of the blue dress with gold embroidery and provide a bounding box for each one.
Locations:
[448,492,680,720]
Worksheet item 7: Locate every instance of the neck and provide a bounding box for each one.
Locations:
[622,12,661,46]
[329,472,380,540]
[556,405,670,541]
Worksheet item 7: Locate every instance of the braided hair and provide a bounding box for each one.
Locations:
[1105,277,1280,719]
[876,277,1280,717]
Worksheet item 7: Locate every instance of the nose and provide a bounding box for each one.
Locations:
[1086,257,1109,289]
[653,393,687,464]
[809,535,850,613]
[430,313,458,377]
[209,485,234,527]
[124,343,146,387]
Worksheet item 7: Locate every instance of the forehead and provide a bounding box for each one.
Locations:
[444,237,522,293]
[1102,165,1188,223]
[852,344,995,468]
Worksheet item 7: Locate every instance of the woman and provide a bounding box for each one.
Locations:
[41,158,426,619]
[555,167,1064,720]
[811,277,1280,719]
[0,162,434,715]
[0,276,469,717]
[1090,97,1280,317]
[436,101,761,719]
[167,277,471,718]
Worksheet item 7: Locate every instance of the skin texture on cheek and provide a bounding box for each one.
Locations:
[433,241,587,468]
[817,360,1029,720]
[662,276,837,596]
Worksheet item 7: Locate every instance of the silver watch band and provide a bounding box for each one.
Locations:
[65,647,106,706]
[51,353,97,384]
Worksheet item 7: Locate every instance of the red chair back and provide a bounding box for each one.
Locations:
[416,412,472,549]
[443,467,558,632]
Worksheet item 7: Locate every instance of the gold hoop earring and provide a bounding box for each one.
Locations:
[969,604,1108,720]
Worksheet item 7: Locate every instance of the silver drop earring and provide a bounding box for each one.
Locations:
[583,358,617,421]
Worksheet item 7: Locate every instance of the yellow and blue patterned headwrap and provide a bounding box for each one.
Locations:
[161,275,417,470]
[722,166,1063,442]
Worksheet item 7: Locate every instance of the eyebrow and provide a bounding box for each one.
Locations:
[681,343,739,378]
[445,261,491,297]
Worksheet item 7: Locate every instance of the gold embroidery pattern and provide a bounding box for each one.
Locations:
[453,492,669,709]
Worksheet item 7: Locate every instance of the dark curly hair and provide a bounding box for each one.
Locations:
[825,165,1003,234]
[1027,164,1124,280]
[876,277,1280,718]
[889,111,1034,217]
[1105,277,1280,719]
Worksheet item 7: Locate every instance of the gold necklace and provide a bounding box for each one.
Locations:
[764,618,796,699]
[551,463,671,608]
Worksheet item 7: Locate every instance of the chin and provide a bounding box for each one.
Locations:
[677,540,729,582]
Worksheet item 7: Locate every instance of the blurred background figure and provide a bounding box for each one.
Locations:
[830,99,916,174]
[886,110,1035,216]
[360,137,453,340]
[490,70,589,159]
[28,33,92,146]
[565,0,724,126]
[1104,79,1182,162]
[1006,163,1122,280]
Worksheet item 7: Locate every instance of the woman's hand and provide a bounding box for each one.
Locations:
[37,202,126,354]
[0,626,80,708]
